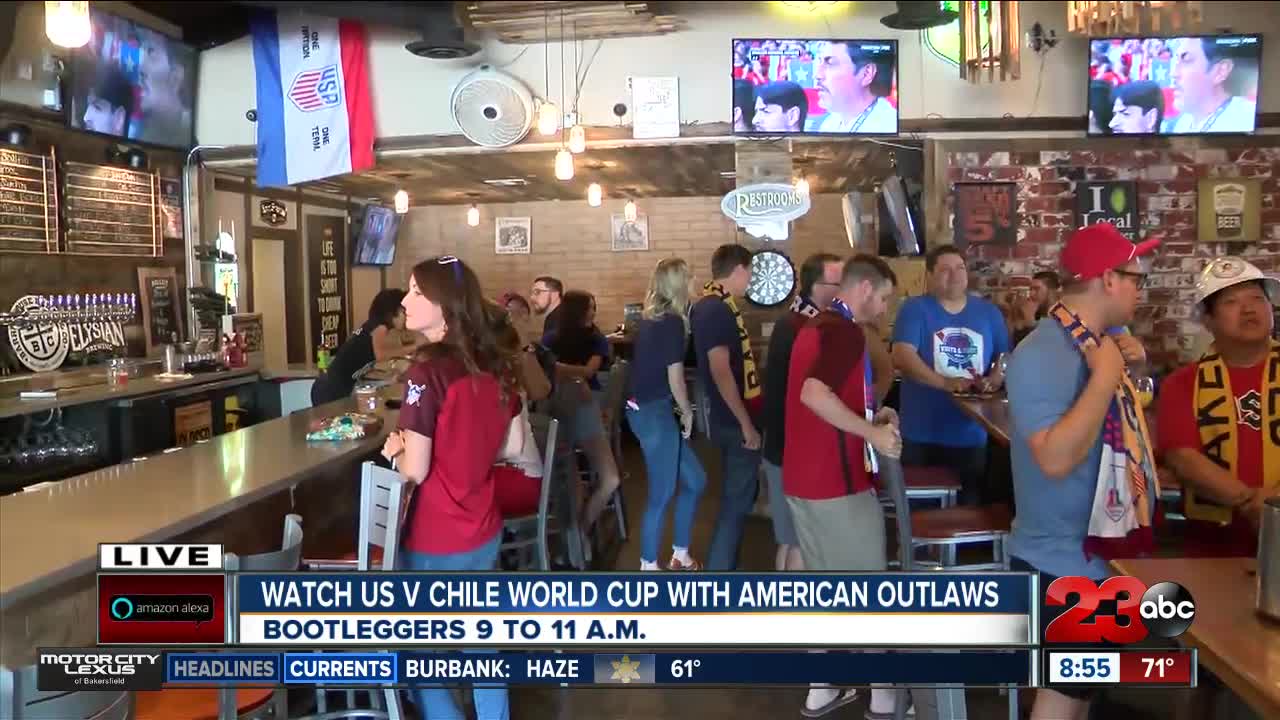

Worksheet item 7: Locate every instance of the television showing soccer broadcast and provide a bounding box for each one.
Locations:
[67,8,198,149]
[732,39,899,136]
[1088,35,1261,136]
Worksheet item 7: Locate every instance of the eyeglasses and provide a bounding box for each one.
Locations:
[438,255,462,285]
[1112,269,1147,289]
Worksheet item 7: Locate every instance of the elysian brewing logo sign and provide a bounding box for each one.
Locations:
[37,648,164,691]
[6,295,126,373]
[720,183,811,241]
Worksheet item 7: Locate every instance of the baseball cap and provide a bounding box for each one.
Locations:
[1060,223,1160,281]
[1193,256,1280,319]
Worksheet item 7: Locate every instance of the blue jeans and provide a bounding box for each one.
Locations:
[706,420,762,570]
[628,399,707,563]
[399,534,507,720]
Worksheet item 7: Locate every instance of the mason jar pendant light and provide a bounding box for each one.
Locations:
[568,124,586,154]
[45,2,91,49]
[467,205,480,227]
[587,183,602,207]
[554,149,574,181]
[394,190,409,214]
[624,199,638,222]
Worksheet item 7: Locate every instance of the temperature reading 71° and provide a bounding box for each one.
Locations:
[671,659,702,678]
[1141,657,1174,678]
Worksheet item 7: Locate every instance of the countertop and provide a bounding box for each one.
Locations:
[0,395,397,609]
[0,365,262,421]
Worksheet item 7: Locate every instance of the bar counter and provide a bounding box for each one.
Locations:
[0,392,397,666]
[0,365,262,421]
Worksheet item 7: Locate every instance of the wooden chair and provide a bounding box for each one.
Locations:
[1,664,131,719]
[598,360,631,542]
[134,514,303,720]
[501,416,562,570]
[300,462,408,720]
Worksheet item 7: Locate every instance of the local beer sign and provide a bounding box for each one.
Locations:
[6,294,126,373]
[1076,181,1138,240]
[1198,179,1261,243]
[720,183,811,241]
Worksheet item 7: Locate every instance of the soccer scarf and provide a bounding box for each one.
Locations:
[1189,340,1280,524]
[1049,303,1159,559]
[830,298,877,474]
[702,281,762,406]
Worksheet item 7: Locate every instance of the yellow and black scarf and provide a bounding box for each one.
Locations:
[1049,303,1159,559]
[1189,340,1280,524]
[703,281,762,406]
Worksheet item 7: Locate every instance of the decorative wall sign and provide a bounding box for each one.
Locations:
[6,295,70,372]
[159,177,183,240]
[1198,179,1260,243]
[953,182,1017,247]
[631,76,680,139]
[610,213,650,252]
[0,146,59,253]
[259,198,287,226]
[62,161,160,256]
[746,249,797,308]
[137,267,182,355]
[230,313,264,354]
[720,183,811,241]
[1076,181,1138,240]
[495,216,531,255]
[307,214,348,358]
[174,400,213,446]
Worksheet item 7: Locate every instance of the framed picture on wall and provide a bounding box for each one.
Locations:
[1198,179,1261,243]
[610,214,650,252]
[495,217,531,255]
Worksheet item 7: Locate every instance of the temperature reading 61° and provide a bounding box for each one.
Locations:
[1142,657,1175,678]
[670,659,702,678]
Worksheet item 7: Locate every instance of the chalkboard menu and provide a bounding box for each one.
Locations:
[137,267,182,355]
[63,161,160,256]
[0,147,59,253]
[307,215,347,358]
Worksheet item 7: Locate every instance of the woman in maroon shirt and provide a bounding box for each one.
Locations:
[381,256,521,720]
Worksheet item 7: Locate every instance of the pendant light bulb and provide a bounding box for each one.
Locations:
[45,2,91,49]
[587,183,602,207]
[394,190,409,214]
[794,178,810,195]
[568,124,587,154]
[467,205,480,227]
[537,101,560,136]
[554,149,574,181]
[624,199,638,222]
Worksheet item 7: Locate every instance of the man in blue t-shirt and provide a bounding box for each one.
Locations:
[691,243,762,571]
[891,245,1009,504]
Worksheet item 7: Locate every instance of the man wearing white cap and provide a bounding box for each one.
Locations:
[1156,257,1280,557]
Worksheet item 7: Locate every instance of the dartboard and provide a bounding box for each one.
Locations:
[746,249,796,308]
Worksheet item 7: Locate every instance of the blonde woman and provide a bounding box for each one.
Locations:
[627,258,707,571]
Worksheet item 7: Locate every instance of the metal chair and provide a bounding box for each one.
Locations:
[598,360,631,542]
[301,463,408,720]
[501,416,562,570]
[0,664,132,719]
[134,514,303,720]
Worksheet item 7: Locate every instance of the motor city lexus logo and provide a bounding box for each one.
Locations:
[40,651,159,675]
[37,649,164,691]
[289,65,342,112]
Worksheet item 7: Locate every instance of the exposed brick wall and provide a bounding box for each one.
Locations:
[943,143,1280,371]
[389,194,859,335]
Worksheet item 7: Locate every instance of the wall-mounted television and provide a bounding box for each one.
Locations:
[67,8,198,149]
[732,38,899,136]
[352,205,402,266]
[1088,35,1261,136]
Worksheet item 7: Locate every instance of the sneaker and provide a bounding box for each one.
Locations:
[667,555,702,571]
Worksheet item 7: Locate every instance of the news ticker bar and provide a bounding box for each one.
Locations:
[97,571,1037,647]
[38,649,1034,691]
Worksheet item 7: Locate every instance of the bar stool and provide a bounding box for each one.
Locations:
[133,514,303,720]
[501,416,563,570]
[301,463,408,720]
[1,663,131,719]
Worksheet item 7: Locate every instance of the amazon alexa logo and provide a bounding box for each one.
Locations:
[110,596,135,620]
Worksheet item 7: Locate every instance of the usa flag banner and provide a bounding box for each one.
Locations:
[250,12,375,188]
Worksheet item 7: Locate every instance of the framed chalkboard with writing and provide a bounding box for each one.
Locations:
[63,161,161,256]
[0,146,59,254]
[137,267,183,355]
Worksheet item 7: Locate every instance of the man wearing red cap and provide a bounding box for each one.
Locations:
[1005,223,1162,720]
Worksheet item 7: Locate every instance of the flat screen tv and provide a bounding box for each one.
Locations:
[1087,35,1261,136]
[67,8,198,149]
[732,39,898,136]
[352,205,401,267]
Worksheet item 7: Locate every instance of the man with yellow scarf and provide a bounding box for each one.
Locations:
[1157,256,1280,557]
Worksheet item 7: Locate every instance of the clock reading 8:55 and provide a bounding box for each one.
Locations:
[1048,652,1118,684]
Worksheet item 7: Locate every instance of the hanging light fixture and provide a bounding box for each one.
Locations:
[568,124,586,154]
[537,8,559,136]
[467,205,480,227]
[624,199,638,222]
[1067,1,1202,36]
[45,2,91,49]
[794,177,810,195]
[537,101,560,136]
[554,149,574,181]
[959,0,1021,83]
[394,190,409,214]
[587,183,602,207]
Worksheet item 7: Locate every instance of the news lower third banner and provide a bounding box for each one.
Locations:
[234,573,1035,646]
[37,648,1035,691]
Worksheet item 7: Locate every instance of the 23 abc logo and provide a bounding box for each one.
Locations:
[1043,577,1196,644]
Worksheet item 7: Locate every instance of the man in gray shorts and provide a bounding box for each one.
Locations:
[782,255,905,718]
[761,253,844,571]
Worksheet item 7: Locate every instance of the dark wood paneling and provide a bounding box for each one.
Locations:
[285,194,305,364]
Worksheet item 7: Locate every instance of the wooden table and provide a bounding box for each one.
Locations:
[1110,557,1280,719]
[953,394,1011,446]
